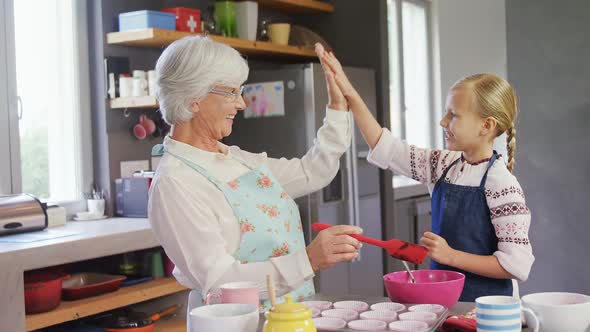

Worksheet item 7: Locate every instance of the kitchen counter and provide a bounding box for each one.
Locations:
[0,217,158,331]
[393,175,429,200]
[257,294,533,331]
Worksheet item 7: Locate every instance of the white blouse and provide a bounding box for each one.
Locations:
[148,109,352,298]
[367,128,534,281]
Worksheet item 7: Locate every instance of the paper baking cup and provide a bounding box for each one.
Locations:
[333,300,370,312]
[321,308,359,322]
[388,320,429,332]
[347,319,387,331]
[359,310,398,323]
[399,311,437,326]
[312,317,347,330]
[408,304,446,315]
[370,302,406,312]
[301,300,333,311]
[311,307,321,318]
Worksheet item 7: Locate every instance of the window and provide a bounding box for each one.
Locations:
[0,0,92,207]
[387,0,439,148]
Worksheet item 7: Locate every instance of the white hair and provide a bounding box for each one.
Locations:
[155,36,249,125]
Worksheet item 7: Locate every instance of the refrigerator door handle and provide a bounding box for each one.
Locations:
[350,118,362,261]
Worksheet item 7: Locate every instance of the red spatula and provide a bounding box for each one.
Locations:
[312,223,428,264]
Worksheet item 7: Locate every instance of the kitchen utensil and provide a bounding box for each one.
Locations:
[312,223,428,264]
[521,292,590,332]
[104,305,179,332]
[301,301,332,311]
[333,300,369,312]
[266,274,276,308]
[62,273,126,301]
[399,311,437,326]
[383,270,465,308]
[348,319,387,331]
[475,296,534,332]
[359,310,398,323]
[24,269,69,314]
[0,193,47,236]
[402,261,416,283]
[321,308,358,322]
[190,303,259,332]
[312,317,346,330]
[408,304,446,316]
[370,302,406,312]
[263,295,316,332]
[389,320,429,332]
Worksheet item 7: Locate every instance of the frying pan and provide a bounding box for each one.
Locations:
[104,305,179,332]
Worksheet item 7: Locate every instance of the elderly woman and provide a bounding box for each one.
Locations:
[148,36,361,316]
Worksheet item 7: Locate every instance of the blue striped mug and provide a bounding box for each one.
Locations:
[475,296,539,332]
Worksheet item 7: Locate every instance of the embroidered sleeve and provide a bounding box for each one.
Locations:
[486,172,535,281]
[367,128,460,184]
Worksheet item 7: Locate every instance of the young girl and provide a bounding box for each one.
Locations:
[316,44,534,301]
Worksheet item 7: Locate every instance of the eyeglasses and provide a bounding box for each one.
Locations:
[208,86,245,103]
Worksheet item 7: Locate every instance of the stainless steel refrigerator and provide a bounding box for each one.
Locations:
[225,63,383,296]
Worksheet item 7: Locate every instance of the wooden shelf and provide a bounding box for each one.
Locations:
[258,0,334,14]
[110,96,159,109]
[106,29,317,59]
[155,319,187,332]
[25,277,188,331]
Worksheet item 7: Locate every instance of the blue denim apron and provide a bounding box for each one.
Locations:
[430,152,512,301]
[152,144,315,314]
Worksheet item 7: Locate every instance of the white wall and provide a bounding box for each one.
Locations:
[431,0,508,155]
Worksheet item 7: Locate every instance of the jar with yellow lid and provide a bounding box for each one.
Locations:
[262,295,316,332]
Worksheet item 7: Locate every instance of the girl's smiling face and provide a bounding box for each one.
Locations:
[440,88,488,152]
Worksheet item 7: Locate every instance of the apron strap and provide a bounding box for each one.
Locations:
[440,156,462,181]
[479,151,498,188]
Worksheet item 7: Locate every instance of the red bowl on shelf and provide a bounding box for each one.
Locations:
[24,270,69,314]
[62,273,126,301]
[383,270,465,308]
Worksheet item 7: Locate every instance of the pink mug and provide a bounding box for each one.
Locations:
[206,281,259,306]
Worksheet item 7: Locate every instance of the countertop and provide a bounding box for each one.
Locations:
[392,175,429,200]
[0,217,157,331]
[257,294,533,331]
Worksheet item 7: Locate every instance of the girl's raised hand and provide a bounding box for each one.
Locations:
[316,45,356,98]
[315,43,347,111]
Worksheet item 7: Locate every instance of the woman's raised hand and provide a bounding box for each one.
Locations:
[315,43,347,111]
[315,43,357,99]
[306,224,363,272]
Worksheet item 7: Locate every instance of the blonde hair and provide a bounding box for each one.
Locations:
[452,74,518,172]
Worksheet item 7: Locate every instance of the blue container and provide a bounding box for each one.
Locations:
[118,10,175,32]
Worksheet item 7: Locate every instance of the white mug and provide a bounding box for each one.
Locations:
[476,296,536,332]
[119,77,133,97]
[522,292,590,332]
[132,78,147,97]
[87,199,105,217]
[189,303,259,332]
[147,70,157,96]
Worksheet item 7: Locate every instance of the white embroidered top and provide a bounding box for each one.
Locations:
[367,128,534,281]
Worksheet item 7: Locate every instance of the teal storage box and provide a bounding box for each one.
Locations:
[118,10,176,31]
